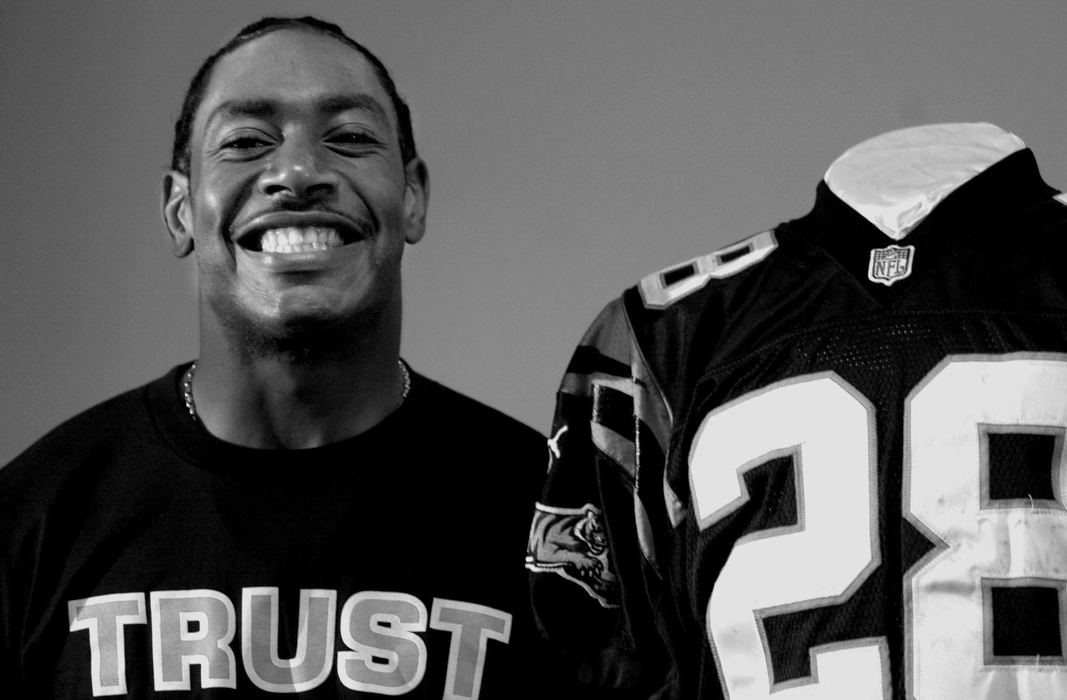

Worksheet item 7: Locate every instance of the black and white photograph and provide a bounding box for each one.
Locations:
[3,1,1067,697]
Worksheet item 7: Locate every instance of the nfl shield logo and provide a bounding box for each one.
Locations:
[867,244,915,286]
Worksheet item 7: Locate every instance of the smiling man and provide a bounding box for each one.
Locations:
[0,17,555,698]
[167,21,427,447]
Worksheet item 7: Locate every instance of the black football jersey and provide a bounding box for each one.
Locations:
[528,123,1067,699]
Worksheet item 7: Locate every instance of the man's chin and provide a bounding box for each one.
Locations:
[207,286,395,360]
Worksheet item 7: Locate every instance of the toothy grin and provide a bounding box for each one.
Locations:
[256,227,345,253]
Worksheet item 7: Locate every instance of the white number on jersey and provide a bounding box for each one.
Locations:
[690,355,1067,700]
[639,231,777,309]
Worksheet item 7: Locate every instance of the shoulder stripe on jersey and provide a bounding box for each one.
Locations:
[550,295,683,569]
[567,345,630,381]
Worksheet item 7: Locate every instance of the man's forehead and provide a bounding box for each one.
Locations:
[195,28,394,128]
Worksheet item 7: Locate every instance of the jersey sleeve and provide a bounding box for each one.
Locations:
[526,296,681,697]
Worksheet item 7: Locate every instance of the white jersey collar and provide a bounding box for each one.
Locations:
[824,122,1026,240]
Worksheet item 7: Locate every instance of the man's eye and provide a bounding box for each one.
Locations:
[328,132,380,148]
[221,135,270,151]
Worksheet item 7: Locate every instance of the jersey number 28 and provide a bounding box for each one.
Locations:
[690,355,1067,700]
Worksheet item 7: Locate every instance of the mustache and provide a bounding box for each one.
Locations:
[230,204,378,238]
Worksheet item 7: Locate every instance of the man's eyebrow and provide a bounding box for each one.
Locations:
[204,94,391,132]
[318,93,390,125]
[204,99,278,131]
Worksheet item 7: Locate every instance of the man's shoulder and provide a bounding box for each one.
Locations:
[1,370,173,492]
[410,370,543,444]
[406,370,548,517]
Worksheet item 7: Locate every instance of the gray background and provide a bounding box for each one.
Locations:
[3,0,1067,464]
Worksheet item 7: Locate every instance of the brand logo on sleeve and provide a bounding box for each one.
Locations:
[868,244,915,286]
[525,503,619,608]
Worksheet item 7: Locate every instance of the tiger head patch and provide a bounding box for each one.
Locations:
[525,503,619,608]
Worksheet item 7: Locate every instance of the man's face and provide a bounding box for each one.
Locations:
[164,29,427,347]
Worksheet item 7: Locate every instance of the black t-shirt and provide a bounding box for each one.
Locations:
[2,365,550,698]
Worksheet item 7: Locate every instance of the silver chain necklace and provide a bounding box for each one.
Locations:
[180,359,411,425]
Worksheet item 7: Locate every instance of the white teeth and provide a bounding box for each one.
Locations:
[259,226,344,253]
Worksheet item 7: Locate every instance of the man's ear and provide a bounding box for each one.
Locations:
[402,158,429,245]
[162,171,194,257]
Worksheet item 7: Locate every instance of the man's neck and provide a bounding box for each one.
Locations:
[191,321,406,450]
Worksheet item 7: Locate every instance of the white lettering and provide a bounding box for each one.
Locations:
[68,593,147,697]
[69,588,504,695]
[242,587,337,693]
[337,591,428,695]
[430,599,511,700]
[150,590,237,691]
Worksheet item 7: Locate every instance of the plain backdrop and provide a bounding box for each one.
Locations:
[3,0,1067,464]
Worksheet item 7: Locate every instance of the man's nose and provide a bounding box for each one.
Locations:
[258,137,339,200]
